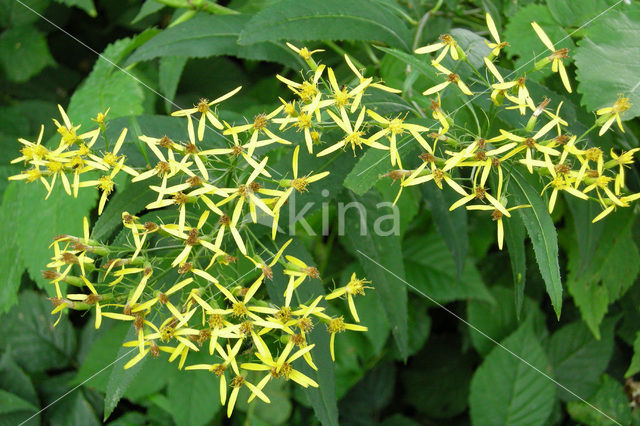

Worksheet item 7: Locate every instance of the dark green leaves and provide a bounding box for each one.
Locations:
[0,25,54,82]
[127,14,301,68]
[238,0,411,50]
[343,191,408,360]
[469,321,556,426]
[575,3,640,119]
[509,168,563,317]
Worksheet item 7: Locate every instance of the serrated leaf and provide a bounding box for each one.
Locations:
[404,231,492,304]
[53,0,96,16]
[127,14,302,68]
[68,31,158,129]
[548,319,615,401]
[546,0,620,27]
[0,185,26,312]
[0,24,54,82]
[342,191,409,360]
[0,291,77,374]
[238,0,411,50]
[567,375,632,426]
[0,181,97,292]
[503,208,527,316]
[469,321,556,426]
[574,3,640,119]
[508,168,563,318]
[167,367,221,426]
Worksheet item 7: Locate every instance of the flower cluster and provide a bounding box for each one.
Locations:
[9,12,639,417]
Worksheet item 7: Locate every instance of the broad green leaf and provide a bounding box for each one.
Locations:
[404,231,493,304]
[0,24,54,82]
[548,319,615,401]
[342,190,409,360]
[127,14,302,68]
[0,389,38,415]
[0,352,39,408]
[339,364,395,423]
[0,0,49,26]
[504,4,574,80]
[566,196,606,280]
[0,181,97,292]
[467,286,546,357]
[38,375,100,426]
[342,146,402,196]
[546,0,620,27]
[508,168,563,318]
[421,182,468,278]
[449,28,491,69]
[0,290,77,374]
[159,56,188,113]
[53,0,97,16]
[237,381,292,425]
[574,3,640,119]
[375,46,439,85]
[68,31,158,129]
[469,321,556,426]
[402,335,473,419]
[238,0,411,50]
[567,208,639,337]
[0,185,26,312]
[104,327,147,420]
[167,364,221,426]
[567,375,632,426]
[503,209,527,316]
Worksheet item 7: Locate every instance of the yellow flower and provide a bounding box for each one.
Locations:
[343,54,401,110]
[162,211,222,266]
[286,42,324,61]
[78,157,125,215]
[415,34,463,63]
[274,145,330,211]
[428,94,450,133]
[283,255,321,306]
[325,273,372,322]
[326,316,367,361]
[608,148,639,194]
[317,107,388,157]
[424,61,473,96]
[367,110,429,167]
[596,96,631,135]
[11,124,48,164]
[326,67,371,115]
[277,65,325,103]
[496,119,561,173]
[171,86,242,140]
[224,106,291,156]
[485,13,508,59]
[531,22,572,93]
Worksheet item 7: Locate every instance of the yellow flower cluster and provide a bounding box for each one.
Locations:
[8,14,639,416]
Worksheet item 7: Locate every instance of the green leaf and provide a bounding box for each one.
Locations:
[567,208,639,337]
[421,182,468,278]
[53,0,97,16]
[467,286,546,357]
[159,56,188,113]
[0,352,39,408]
[469,321,556,426]
[342,190,409,360]
[503,210,527,316]
[375,45,439,84]
[0,181,97,292]
[238,0,411,50]
[132,0,164,23]
[127,14,302,68]
[508,168,563,318]
[0,389,38,415]
[68,31,158,129]
[0,0,49,27]
[626,332,640,378]
[104,327,147,420]
[0,290,77,374]
[404,231,493,304]
[567,375,632,426]
[167,365,221,426]
[0,185,26,312]
[504,4,573,80]
[574,3,640,119]
[0,24,54,82]
[548,319,615,401]
[546,0,620,27]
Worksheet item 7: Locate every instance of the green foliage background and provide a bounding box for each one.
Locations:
[1,0,640,425]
